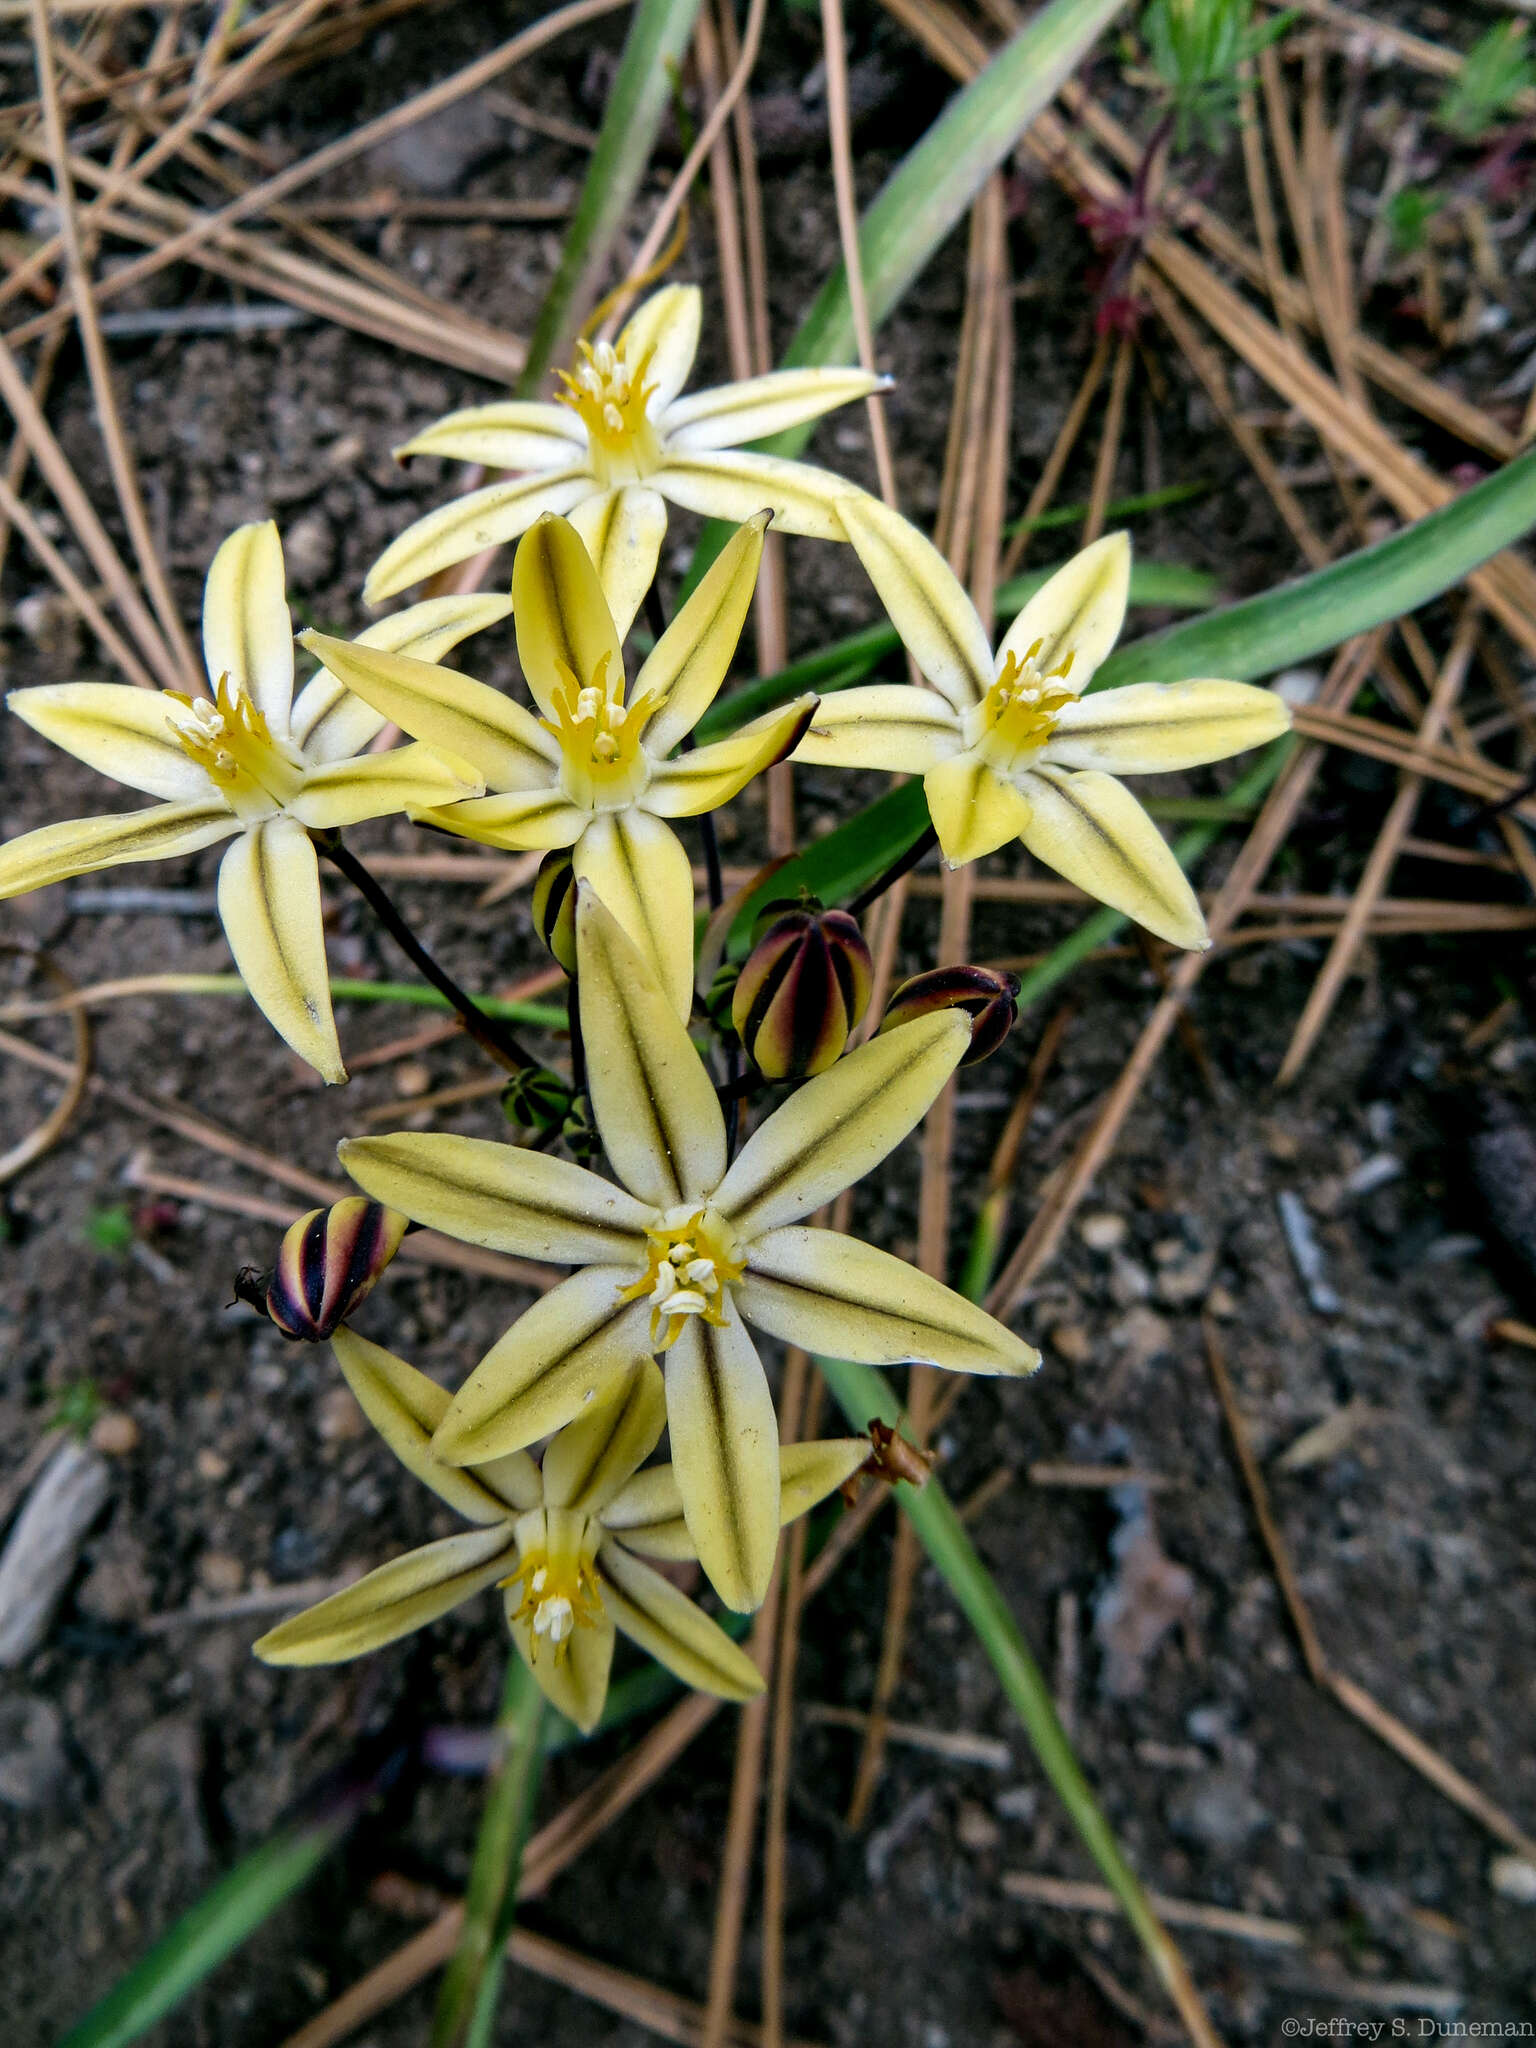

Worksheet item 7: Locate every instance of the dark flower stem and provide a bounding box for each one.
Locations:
[316,832,537,1076]
[846,822,939,919]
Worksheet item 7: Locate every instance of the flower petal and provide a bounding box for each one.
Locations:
[291,592,514,763]
[217,817,344,1083]
[996,530,1129,687]
[507,1596,615,1733]
[433,1267,649,1465]
[339,1130,653,1264]
[790,683,963,773]
[254,1524,517,1664]
[644,697,813,819]
[0,800,236,900]
[1019,764,1207,950]
[574,886,726,1205]
[202,520,294,732]
[1045,678,1292,775]
[739,1227,1039,1375]
[839,494,992,713]
[635,513,767,757]
[331,1326,533,1522]
[288,742,481,829]
[298,630,559,793]
[656,450,857,543]
[568,485,668,644]
[541,1355,666,1516]
[618,283,701,413]
[605,1439,865,1558]
[597,1464,691,1557]
[415,786,585,852]
[923,752,1033,867]
[8,683,213,801]
[394,399,584,470]
[598,1540,762,1699]
[712,1011,969,1239]
[363,468,591,605]
[664,367,889,452]
[778,1438,870,1524]
[572,809,699,1028]
[512,512,625,721]
[663,1301,779,1612]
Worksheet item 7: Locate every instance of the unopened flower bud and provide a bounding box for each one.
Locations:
[732,905,873,1080]
[531,849,577,974]
[254,1198,408,1342]
[501,1065,573,1133]
[705,961,740,1041]
[879,964,1019,1066]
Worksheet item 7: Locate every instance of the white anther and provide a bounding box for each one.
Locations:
[534,1596,574,1642]
[602,402,624,435]
[681,1257,718,1290]
[663,1288,711,1319]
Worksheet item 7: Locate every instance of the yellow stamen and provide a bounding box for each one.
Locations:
[969,640,1078,774]
[554,336,662,485]
[166,673,305,819]
[618,1207,745,1351]
[539,653,656,812]
[503,1506,603,1664]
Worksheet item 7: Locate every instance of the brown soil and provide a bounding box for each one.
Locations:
[2,5,1535,2044]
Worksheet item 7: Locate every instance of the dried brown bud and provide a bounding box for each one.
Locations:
[731,905,873,1080]
[263,1198,408,1342]
[531,849,577,975]
[840,1419,936,1503]
[879,964,1019,1066]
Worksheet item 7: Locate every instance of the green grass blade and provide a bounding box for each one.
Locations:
[679,0,1129,595]
[816,1354,1202,2028]
[516,0,703,394]
[433,1655,547,2048]
[58,1803,358,2048]
[1094,443,1536,690]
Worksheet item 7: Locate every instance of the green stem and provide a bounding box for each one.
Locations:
[816,1354,1208,2033]
[431,1655,547,2048]
[516,0,704,393]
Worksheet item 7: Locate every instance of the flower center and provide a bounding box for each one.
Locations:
[540,653,655,812]
[166,673,305,820]
[505,1506,603,1662]
[967,642,1078,775]
[554,336,662,486]
[619,1206,744,1352]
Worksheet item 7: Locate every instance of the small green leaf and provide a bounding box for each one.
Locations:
[82,1204,134,1258]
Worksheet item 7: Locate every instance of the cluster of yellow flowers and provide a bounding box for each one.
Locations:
[0,284,1289,1728]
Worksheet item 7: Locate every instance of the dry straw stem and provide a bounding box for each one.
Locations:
[4,0,626,343]
[0,465,160,691]
[1201,1319,1536,1867]
[985,630,1383,1320]
[29,0,198,688]
[0,955,89,1185]
[122,1157,558,1294]
[803,1703,1012,1768]
[1276,607,1482,1086]
[1000,1872,1306,1949]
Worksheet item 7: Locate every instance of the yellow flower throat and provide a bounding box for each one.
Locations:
[555,336,661,485]
[620,1208,744,1352]
[505,1506,603,1662]
[970,641,1077,776]
[541,654,655,812]
[167,674,305,819]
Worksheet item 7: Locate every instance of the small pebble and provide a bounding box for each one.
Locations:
[1206,1283,1238,1319]
[1078,1212,1127,1253]
[197,1551,245,1596]
[393,1061,433,1098]
[1108,1307,1173,1371]
[956,1800,1001,1853]
[1048,1322,1092,1365]
[195,1449,229,1482]
[1490,1855,1536,1904]
[1107,1254,1152,1307]
[317,1387,367,1442]
[282,510,335,589]
[993,1784,1037,1822]
[0,1441,111,1667]
[0,1696,67,1811]
[89,1411,139,1457]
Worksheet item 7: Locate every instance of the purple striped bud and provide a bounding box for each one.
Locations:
[879,965,1019,1066]
[732,906,873,1080]
[259,1198,409,1342]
